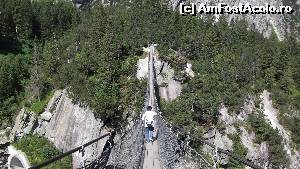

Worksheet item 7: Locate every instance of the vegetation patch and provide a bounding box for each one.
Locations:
[13,134,72,168]
[0,53,30,127]
[280,114,300,149]
[226,133,247,168]
[248,114,288,167]
[28,91,54,114]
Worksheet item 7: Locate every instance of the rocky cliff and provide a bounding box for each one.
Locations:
[3,90,111,168]
[34,90,110,168]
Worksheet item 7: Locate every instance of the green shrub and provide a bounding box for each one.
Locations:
[28,91,54,114]
[226,133,247,168]
[13,134,72,168]
[280,114,300,149]
[248,114,288,167]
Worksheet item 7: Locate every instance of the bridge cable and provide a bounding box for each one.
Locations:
[28,132,113,169]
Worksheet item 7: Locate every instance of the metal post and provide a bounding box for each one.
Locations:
[213,145,219,169]
[213,130,219,169]
[80,145,85,169]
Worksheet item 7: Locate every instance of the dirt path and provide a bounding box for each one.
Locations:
[143,141,162,169]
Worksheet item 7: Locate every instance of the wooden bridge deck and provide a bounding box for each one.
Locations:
[143,141,162,169]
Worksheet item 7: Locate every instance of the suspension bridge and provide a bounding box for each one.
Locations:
[8,45,266,169]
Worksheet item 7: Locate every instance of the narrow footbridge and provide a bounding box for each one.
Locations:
[25,45,266,169]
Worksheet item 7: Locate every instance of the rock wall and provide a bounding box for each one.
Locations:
[0,108,37,168]
[201,93,300,169]
[260,90,300,169]
[156,61,183,101]
[9,108,36,141]
[1,90,111,168]
[34,90,110,168]
[202,101,272,167]
[0,108,36,168]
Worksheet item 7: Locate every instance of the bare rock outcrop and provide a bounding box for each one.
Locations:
[9,108,36,141]
[1,108,36,168]
[4,89,115,168]
[240,127,269,167]
[209,92,300,168]
[202,102,270,167]
[34,90,109,168]
[260,90,300,169]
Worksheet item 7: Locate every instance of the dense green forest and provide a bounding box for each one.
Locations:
[0,0,78,127]
[0,0,299,167]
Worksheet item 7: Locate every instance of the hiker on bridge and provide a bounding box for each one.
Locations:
[142,106,158,143]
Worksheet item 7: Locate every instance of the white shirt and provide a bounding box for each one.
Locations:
[142,110,157,127]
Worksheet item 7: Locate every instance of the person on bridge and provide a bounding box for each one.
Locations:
[142,106,158,143]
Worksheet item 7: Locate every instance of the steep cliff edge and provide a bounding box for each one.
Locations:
[4,90,110,168]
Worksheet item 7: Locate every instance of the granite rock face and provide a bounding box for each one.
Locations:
[0,128,11,145]
[260,90,300,169]
[1,108,36,168]
[201,102,270,167]
[33,90,110,168]
[240,127,269,167]
[203,94,300,168]
[156,61,183,101]
[9,108,36,141]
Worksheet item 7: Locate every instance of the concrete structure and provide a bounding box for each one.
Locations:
[7,146,30,169]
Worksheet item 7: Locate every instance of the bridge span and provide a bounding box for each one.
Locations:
[10,44,265,169]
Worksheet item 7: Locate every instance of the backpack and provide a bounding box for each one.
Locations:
[146,119,153,127]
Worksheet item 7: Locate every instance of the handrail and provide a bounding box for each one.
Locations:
[177,139,212,167]
[29,132,112,169]
[160,115,266,169]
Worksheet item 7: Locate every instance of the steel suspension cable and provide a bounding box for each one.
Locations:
[29,132,113,169]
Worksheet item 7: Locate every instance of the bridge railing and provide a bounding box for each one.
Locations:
[28,132,113,169]
[178,139,212,168]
